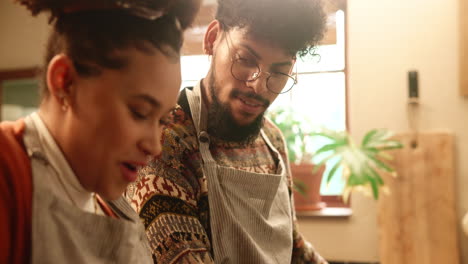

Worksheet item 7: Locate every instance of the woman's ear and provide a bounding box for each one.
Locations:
[203,20,222,55]
[46,54,76,110]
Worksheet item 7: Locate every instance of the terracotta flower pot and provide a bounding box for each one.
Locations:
[291,163,326,211]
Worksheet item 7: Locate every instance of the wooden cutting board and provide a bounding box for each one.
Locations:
[378,132,460,264]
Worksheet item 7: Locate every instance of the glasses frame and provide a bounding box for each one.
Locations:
[224,31,298,94]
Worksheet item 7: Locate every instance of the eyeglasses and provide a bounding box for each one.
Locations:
[224,32,298,94]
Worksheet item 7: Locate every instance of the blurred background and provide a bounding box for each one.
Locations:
[1,0,466,263]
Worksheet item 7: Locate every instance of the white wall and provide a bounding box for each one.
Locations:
[0,0,49,70]
[1,0,466,263]
[299,0,468,263]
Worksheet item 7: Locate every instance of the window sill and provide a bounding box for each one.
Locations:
[296,207,352,218]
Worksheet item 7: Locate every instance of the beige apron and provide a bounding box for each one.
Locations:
[22,116,152,264]
[186,84,293,263]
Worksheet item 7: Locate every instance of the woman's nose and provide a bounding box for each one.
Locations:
[140,127,163,157]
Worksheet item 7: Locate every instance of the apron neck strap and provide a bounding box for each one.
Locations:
[185,81,286,175]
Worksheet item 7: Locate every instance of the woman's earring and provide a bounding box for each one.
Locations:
[205,45,213,55]
[61,95,69,111]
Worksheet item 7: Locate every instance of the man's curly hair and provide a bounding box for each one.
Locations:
[216,0,327,57]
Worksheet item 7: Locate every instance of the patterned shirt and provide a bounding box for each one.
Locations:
[127,87,328,264]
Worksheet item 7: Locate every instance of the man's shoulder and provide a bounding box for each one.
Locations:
[263,117,285,142]
[162,103,198,150]
[161,88,199,151]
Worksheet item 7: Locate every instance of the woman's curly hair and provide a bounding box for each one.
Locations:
[16,0,201,29]
[14,0,201,98]
[216,0,327,57]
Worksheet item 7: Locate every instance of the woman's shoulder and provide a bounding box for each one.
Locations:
[0,118,32,188]
[0,118,33,207]
[0,119,33,264]
[0,119,29,165]
[0,119,26,141]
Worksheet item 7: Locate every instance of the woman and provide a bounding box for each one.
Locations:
[0,0,201,263]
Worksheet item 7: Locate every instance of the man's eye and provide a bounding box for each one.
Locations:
[272,72,290,77]
[271,72,292,82]
[236,57,257,68]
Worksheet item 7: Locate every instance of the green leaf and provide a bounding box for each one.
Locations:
[312,152,339,173]
[326,159,342,184]
[376,152,394,160]
[292,178,308,196]
[288,151,297,163]
[310,131,346,142]
[315,141,347,155]
[366,154,395,173]
[375,141,404,151]
[347,172,360,186]
[362,129,379,147]
[363,147,379,153]
[367,166,384,185]
[367,174,379,199]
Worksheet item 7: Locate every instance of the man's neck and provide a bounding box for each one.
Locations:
[200,77,212,108]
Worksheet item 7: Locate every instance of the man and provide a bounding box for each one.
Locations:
[128,0,328,262]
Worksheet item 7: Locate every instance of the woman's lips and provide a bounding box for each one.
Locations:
[119,162,144,183]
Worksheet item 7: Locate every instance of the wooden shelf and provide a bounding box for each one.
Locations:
[296,207,352,218]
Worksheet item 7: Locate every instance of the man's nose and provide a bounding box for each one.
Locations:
[249,71,268,94]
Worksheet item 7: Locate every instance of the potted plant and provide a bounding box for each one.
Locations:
[267,108,327,211]
[311,128,403,201]
[267,108,404,210]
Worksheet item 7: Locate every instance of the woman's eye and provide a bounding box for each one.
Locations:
[130,108,148,120]
[159,115,171,126]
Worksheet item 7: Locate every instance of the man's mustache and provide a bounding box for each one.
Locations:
[231,90,270,107]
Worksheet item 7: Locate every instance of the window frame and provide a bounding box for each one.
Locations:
[328,0,348,208]
[311,1,348,208]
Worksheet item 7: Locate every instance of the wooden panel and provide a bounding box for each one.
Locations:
[461,0,468,95]
[378,132,460,264]
[182,4,216,55]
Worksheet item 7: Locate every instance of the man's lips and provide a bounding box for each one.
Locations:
[231,90,270,107]
[235,96,266,115]
[238,96,264,107]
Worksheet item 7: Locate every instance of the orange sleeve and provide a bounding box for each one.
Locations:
[0,120,33,264]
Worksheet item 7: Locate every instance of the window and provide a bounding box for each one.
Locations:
[272,10,347,196]
[0,68,39,121]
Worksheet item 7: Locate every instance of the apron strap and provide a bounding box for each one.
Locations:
[185,81,285,176]
[185,83,215,164]
[23,115,49,165]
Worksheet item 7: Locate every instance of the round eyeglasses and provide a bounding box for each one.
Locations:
[230,57,298,94]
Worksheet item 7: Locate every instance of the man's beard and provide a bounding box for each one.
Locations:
[206,69,269,144]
